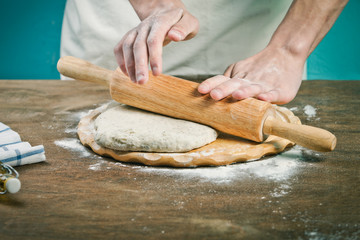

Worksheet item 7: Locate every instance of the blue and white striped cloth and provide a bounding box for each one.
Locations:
[0,122,46,167]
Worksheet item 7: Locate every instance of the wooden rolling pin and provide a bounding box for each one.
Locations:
[57,56,336,152]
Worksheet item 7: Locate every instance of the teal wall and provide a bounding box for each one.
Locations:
[0,0,66,79]
[307,0,360,80]
[0,0,359,80]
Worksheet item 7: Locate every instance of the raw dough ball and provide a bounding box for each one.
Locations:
[94,103,218,153]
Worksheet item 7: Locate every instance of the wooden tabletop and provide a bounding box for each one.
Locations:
[0,80,359,240]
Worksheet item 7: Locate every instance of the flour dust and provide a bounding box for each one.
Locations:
[54,138,91,158]
[137,145,306,185]
[290,104,319,121]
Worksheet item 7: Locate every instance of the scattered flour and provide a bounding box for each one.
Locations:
[137,145,306,184]
[85,145,310,198]
[88,160,133,171]
[303,105,317,120]
[65,128,77,134]
[67,111,91,121]
[304,228,360,240]
[270,184,292,198]
[289,106,299,112]
[290,105,319,121]
[89,160,106,171]
[86,146,307,187]
[54,138,91,157]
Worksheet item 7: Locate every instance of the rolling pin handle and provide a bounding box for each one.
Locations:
[263,117,336,152]
[57,56,112,86]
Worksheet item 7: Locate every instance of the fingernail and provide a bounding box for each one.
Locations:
[152,67,159,75]
[198,84,209,93]
[136,74,144,84]
[211,89,222,100]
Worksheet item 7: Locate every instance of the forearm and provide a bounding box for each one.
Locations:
[129,0,186,20]
[268,0,348,59]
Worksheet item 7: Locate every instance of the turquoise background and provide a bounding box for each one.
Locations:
[307,0,360,80]
[0,0,359,80]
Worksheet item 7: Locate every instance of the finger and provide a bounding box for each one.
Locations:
[133,26,151,84]
[114,34,130,76]
[122,31,138,83]
[198,75,229,94]
[167,12,199,42]
[232,84,264,100]
[257,90,279,103]
[147,29,163,76]
[223,64,235,78]
[209,78,245,101]
[147,9,184,76]
[258,89,295,105]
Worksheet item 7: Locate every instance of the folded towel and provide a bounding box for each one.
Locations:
[0,123,21,147]
[1,145,46,167]
[0,123,46,167]
[0,142,31,152]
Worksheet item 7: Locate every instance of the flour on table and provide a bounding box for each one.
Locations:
[54,138,91,157]
[88,160,106,171]
[94,102,218,153]
[138,145,306,184]
[303,105,317,120]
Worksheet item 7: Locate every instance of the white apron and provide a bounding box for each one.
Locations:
[61,0,305,80]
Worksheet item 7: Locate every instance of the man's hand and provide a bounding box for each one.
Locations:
[114,0,199,84]
[198,46,305,104]
[199,0,348,104]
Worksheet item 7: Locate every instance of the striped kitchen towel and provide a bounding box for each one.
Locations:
[0,122,21,146]
[0,122,46,167]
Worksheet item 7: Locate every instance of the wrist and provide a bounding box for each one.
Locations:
[267,36,310,61]
[266,0,348,60]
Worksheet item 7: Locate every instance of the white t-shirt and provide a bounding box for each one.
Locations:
[61,0,300,80]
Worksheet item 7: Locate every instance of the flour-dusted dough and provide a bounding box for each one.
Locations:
[78,104,299,167]
[94,103,218,153]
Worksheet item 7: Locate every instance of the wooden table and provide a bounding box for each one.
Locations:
[0,80,359,239]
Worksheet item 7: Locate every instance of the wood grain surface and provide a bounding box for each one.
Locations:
[0,80,359,240]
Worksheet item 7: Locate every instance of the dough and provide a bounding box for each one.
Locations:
[79,104,299,167]
[94,103,218,153]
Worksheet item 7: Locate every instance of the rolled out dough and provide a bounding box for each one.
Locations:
[78,104,300,167]
[94,102,218,153]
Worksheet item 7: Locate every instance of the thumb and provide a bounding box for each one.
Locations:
[167,12,199,42]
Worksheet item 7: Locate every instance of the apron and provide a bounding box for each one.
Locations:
[60,0,304,80]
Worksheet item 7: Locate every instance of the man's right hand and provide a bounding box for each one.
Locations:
[114,0,199,84]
